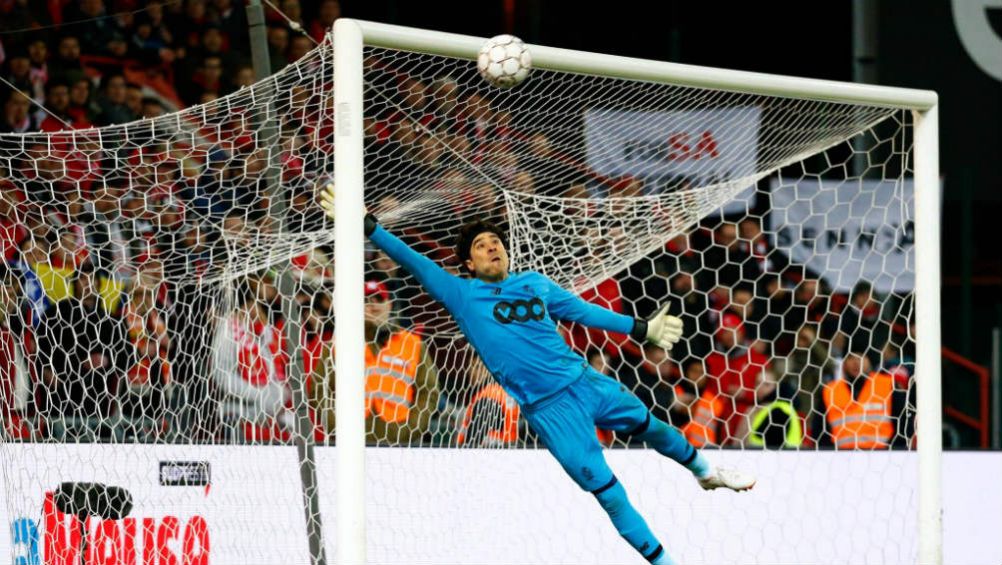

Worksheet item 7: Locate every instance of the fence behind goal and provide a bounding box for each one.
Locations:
[0,19,940,565]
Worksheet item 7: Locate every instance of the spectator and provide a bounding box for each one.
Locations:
[426,75,461,129]
[773,323,835,416]
[783,277,836,347]
[130,10,174,66]
[38,80,86,131]
[180,55,226,105]
[834,281,888,363]
[310,277,440,446]
[704,312,777,445]
[680,358,723,448]
[231,65,255,90]
[278,0,306,31]
[3,50,35,100]
[35,262,131,435]
[679,271,714,353]
[0,4,52,47]
[12,234,49,327]
[700,221,754,288]
[266,26,290,73]
[816,352,908,449]
[141,96,166,119]
[0,189,29,263]
[738,217,786,276]
[26,38,49,96]
[67,78,99,124]
[70,0,121,56]
[0,91,35,133]
[211,278,292,440]
[521,132,580,197]
[0,265,31,432]
[177,0,210,52]
[663,232,701,275]
[125,83,144,117]
[118,280,172,437]
[47,35,86,87]
[635,344,693,429]
[287,34,313,63]
[309,0,341,43]
[457,378,520,447]
[756,273,790,353]
[95,74,136,126]
[209,0,249,52]
[200,25,243,70]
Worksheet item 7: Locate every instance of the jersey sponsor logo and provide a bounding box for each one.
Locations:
[492,297,546,324]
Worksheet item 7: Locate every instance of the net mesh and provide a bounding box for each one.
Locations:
[0,33,919,564]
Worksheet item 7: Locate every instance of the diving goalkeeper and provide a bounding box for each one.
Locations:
[320,185,754,565]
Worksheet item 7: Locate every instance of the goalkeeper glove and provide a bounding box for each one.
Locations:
[319,183,379,235]
[631,303,684,350]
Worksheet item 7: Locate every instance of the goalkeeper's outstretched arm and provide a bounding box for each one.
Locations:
[320,184,463,309]
[544,276,683,350]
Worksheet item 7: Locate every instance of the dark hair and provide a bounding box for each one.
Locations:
[454,218,506,274]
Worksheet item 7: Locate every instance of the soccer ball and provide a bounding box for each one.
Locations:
[477,34,532,89]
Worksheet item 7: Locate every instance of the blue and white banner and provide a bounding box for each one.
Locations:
[770,177,915,293]
[583,106,760,215]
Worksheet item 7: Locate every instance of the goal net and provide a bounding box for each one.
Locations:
[0,21,939,565]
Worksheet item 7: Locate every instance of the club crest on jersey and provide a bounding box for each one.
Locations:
[493,297,546,324]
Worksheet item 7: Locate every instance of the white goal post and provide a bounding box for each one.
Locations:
[332,17,940,565]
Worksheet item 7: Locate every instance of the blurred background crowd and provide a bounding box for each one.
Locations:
[0,0,921,451]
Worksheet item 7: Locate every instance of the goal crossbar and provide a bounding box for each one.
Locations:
[350,19,937,110]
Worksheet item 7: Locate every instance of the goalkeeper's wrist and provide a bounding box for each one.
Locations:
[363,213,379,236]
[630,318,649,342]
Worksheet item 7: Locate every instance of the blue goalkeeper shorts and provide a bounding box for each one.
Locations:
[522,369,652,491]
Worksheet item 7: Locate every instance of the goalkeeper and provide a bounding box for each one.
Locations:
[320,186,754,565]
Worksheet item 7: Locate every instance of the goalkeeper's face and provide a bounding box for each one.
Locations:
[465,231,509,282]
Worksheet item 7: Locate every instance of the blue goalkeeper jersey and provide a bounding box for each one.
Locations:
[369,225,637,406]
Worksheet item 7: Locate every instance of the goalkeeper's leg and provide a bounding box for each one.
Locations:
[590,372,756,491]
[523,380,676,564]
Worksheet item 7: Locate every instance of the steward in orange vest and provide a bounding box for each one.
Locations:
[310,279,440,445]
[681,389,723,447]
[457,382,520,447]
[819,353,903,449]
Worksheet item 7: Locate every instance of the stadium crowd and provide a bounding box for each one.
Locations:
[0,0,916,450]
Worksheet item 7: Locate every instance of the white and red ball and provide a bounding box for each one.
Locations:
[477,34,532,89]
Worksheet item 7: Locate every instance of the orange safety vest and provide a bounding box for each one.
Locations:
[364,330,422,424]
[822,372,894,449]
[682,390,723,447]
[457,382,520,446]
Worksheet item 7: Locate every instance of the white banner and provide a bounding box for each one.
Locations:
[770,177,915,293]
[583,107,759,215]
[2,447,998,565]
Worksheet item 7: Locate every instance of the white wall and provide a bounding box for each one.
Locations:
[1,447,998,565]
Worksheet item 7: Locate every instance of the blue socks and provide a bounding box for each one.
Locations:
[592,477,672,564]
[636,416,714,479]
[684,449,713,479]
[651,549,678,565]
[588,415,712,564]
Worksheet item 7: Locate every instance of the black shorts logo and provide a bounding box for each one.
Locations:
[493,297,546,324]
